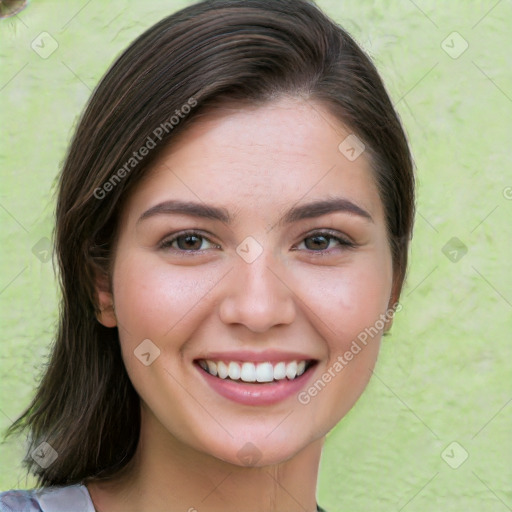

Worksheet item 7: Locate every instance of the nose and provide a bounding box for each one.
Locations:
[218,250,296,333]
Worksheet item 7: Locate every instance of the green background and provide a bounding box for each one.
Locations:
[1,1,511,510]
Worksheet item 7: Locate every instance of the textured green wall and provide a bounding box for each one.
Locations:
[1,1,511,510]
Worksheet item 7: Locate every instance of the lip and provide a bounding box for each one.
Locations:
[195,359,318,406]
[196,349,316,364]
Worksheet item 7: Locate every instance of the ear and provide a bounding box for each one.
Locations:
[95,271,117,328]
[383,284,401,334]
[383,307,394,334]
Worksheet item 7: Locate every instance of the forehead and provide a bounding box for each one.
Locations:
[122,97,384,226]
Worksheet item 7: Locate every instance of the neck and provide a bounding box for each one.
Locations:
[86,409,324,512]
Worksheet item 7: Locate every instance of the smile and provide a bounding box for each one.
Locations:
[197,359,313,383]
[195,355,318,406]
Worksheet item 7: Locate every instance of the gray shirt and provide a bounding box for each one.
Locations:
[0,485,328,511]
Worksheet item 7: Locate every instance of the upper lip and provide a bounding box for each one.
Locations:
[195,349,317,363]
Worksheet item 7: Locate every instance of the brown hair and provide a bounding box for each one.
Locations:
[5,0,415,486]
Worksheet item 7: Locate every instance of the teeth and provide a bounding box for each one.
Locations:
[240,362,256,382]
[228,361,241,380]
[217,361,228,379]
[198,359,311,382]
[286,361,297,379]
[206,360,217,377]
[256,362,274,383]
[273,362,287,380]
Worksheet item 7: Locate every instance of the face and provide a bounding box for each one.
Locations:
[97,97,395,467]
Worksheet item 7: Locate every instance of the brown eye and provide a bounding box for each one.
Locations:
[298,231,356,252]
[175,234,203,250]
[160,231,218,252]
[304,234,330,251]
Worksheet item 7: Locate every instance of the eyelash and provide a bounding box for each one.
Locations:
[158,229,357,256]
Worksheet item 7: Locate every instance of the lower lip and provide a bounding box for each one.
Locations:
[196,363,316,406]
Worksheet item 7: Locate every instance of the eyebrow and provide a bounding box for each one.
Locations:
[137,197,373,225]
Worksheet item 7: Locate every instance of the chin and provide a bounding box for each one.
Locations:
[194,424,322,469]
[209,442,303,468]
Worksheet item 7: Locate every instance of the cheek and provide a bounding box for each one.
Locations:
[112,253,222,350]
[110,250,245,432]
[110,253,223,426]
[291,253,393,347]
[290,253,392,432]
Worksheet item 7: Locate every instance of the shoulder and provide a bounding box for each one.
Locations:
[0,484,95,512]
[0,488,41,512]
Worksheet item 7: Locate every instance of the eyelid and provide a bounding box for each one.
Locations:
[293,229,358,251]
[158,228,358,255]
[301,228,356,245]
[158,230,220,252]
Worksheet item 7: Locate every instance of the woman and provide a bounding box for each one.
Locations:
[1,0,415,510]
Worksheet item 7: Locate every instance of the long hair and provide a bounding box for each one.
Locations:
[4,0,415,486]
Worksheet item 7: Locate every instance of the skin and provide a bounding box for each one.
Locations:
[88,96,396,512]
